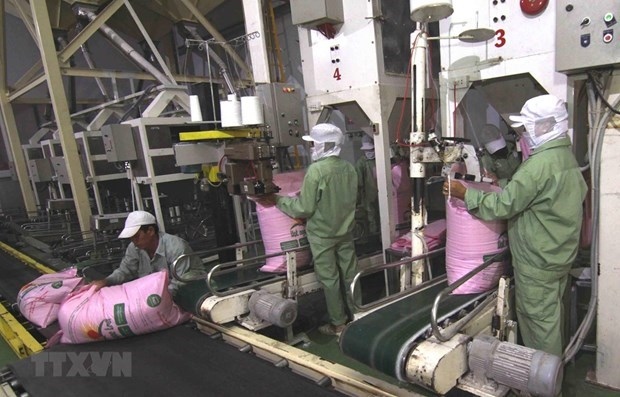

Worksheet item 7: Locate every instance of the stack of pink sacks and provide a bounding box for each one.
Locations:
[389,219,447,252]
[19,269,190,345]
[53,271,190,344]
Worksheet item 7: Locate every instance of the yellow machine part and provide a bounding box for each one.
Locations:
[179,129,261,141]
[0,242,54,358]
[0,302,43,358]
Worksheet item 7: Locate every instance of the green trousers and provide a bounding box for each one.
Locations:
[308,233,358,326]
[514,271,568,357]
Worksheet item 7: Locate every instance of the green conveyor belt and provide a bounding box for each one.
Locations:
[339,276,490,380]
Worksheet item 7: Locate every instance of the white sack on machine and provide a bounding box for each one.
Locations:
[17,267,84,328]
[446,180,508,294]
[54,271,190,344]
[254,170,311,273]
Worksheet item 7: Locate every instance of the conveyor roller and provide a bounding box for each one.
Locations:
[339,276,491,381]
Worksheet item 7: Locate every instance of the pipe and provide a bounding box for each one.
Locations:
[78,8,174,87]
[79,43,110,100]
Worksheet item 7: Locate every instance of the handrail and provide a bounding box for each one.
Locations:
[170,239,263,281]
[350,247,445,312]
[171,240,311,298]
[430,249,508,342]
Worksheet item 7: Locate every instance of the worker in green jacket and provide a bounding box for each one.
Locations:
[477,123,521,181]
[355,134,380,240]
[259,123,359,336]
[443,95,587,357]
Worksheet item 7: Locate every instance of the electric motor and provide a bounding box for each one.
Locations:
[468,334,563,397]
[248,290,297,328]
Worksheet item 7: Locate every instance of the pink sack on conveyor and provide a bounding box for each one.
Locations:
[56,271,190,344]
[389,219,447,252]
[254,171,311,273]
[17,267,84,328]
[446,181,508,294]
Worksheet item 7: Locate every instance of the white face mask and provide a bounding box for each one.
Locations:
[520,118,568,150]
[364,151,375,160]
[311,142,341,162]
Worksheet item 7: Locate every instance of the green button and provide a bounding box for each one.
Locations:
[604,12,614,22]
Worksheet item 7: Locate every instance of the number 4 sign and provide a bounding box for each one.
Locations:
[333,68,342,80]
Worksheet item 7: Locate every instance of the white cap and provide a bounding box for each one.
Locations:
[360,134,374,150]
[484,136,507,154]
[302,123,344,145]
[118,211,157,239]
[479,124,506,154]
[509,94,568,129]
[509,94,568,149]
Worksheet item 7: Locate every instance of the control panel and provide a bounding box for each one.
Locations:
[256,82,306,147]
[556,0,620,73]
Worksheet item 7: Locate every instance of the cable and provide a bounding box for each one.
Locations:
[119,85,157,122]
[563,72,619,363]
[587,71,620,115]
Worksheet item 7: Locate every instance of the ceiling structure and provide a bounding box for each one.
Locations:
[0,0,269,231]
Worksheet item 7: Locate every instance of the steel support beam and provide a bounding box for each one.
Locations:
[122,0,177,84]
[242,0,270,84]
[58,0,124,64]
[30,0,92,232]
[0,0,36,215]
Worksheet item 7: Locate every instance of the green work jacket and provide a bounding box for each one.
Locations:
[479,141,521,180]
[465,137,587,281]
[276,156,357,239]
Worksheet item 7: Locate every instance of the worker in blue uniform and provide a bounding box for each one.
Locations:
[259,123,359,335]
[443,95,587,357]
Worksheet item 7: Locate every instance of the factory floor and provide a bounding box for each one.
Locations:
[1,327,619,397]
[0,235,619,397]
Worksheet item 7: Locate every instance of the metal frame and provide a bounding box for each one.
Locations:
[122,117,196,232]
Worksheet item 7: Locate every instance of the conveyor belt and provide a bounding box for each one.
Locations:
[340,276,491,381]
[7,324,346,397]
[0,247,43,303]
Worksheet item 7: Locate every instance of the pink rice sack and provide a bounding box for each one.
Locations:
[391,161,412,234]
[17,267,84,328]
[56,271,190,344]
[254,170,311,273]
[389,219,447,252]
[446,181,508,294]
[255,203,312,273]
